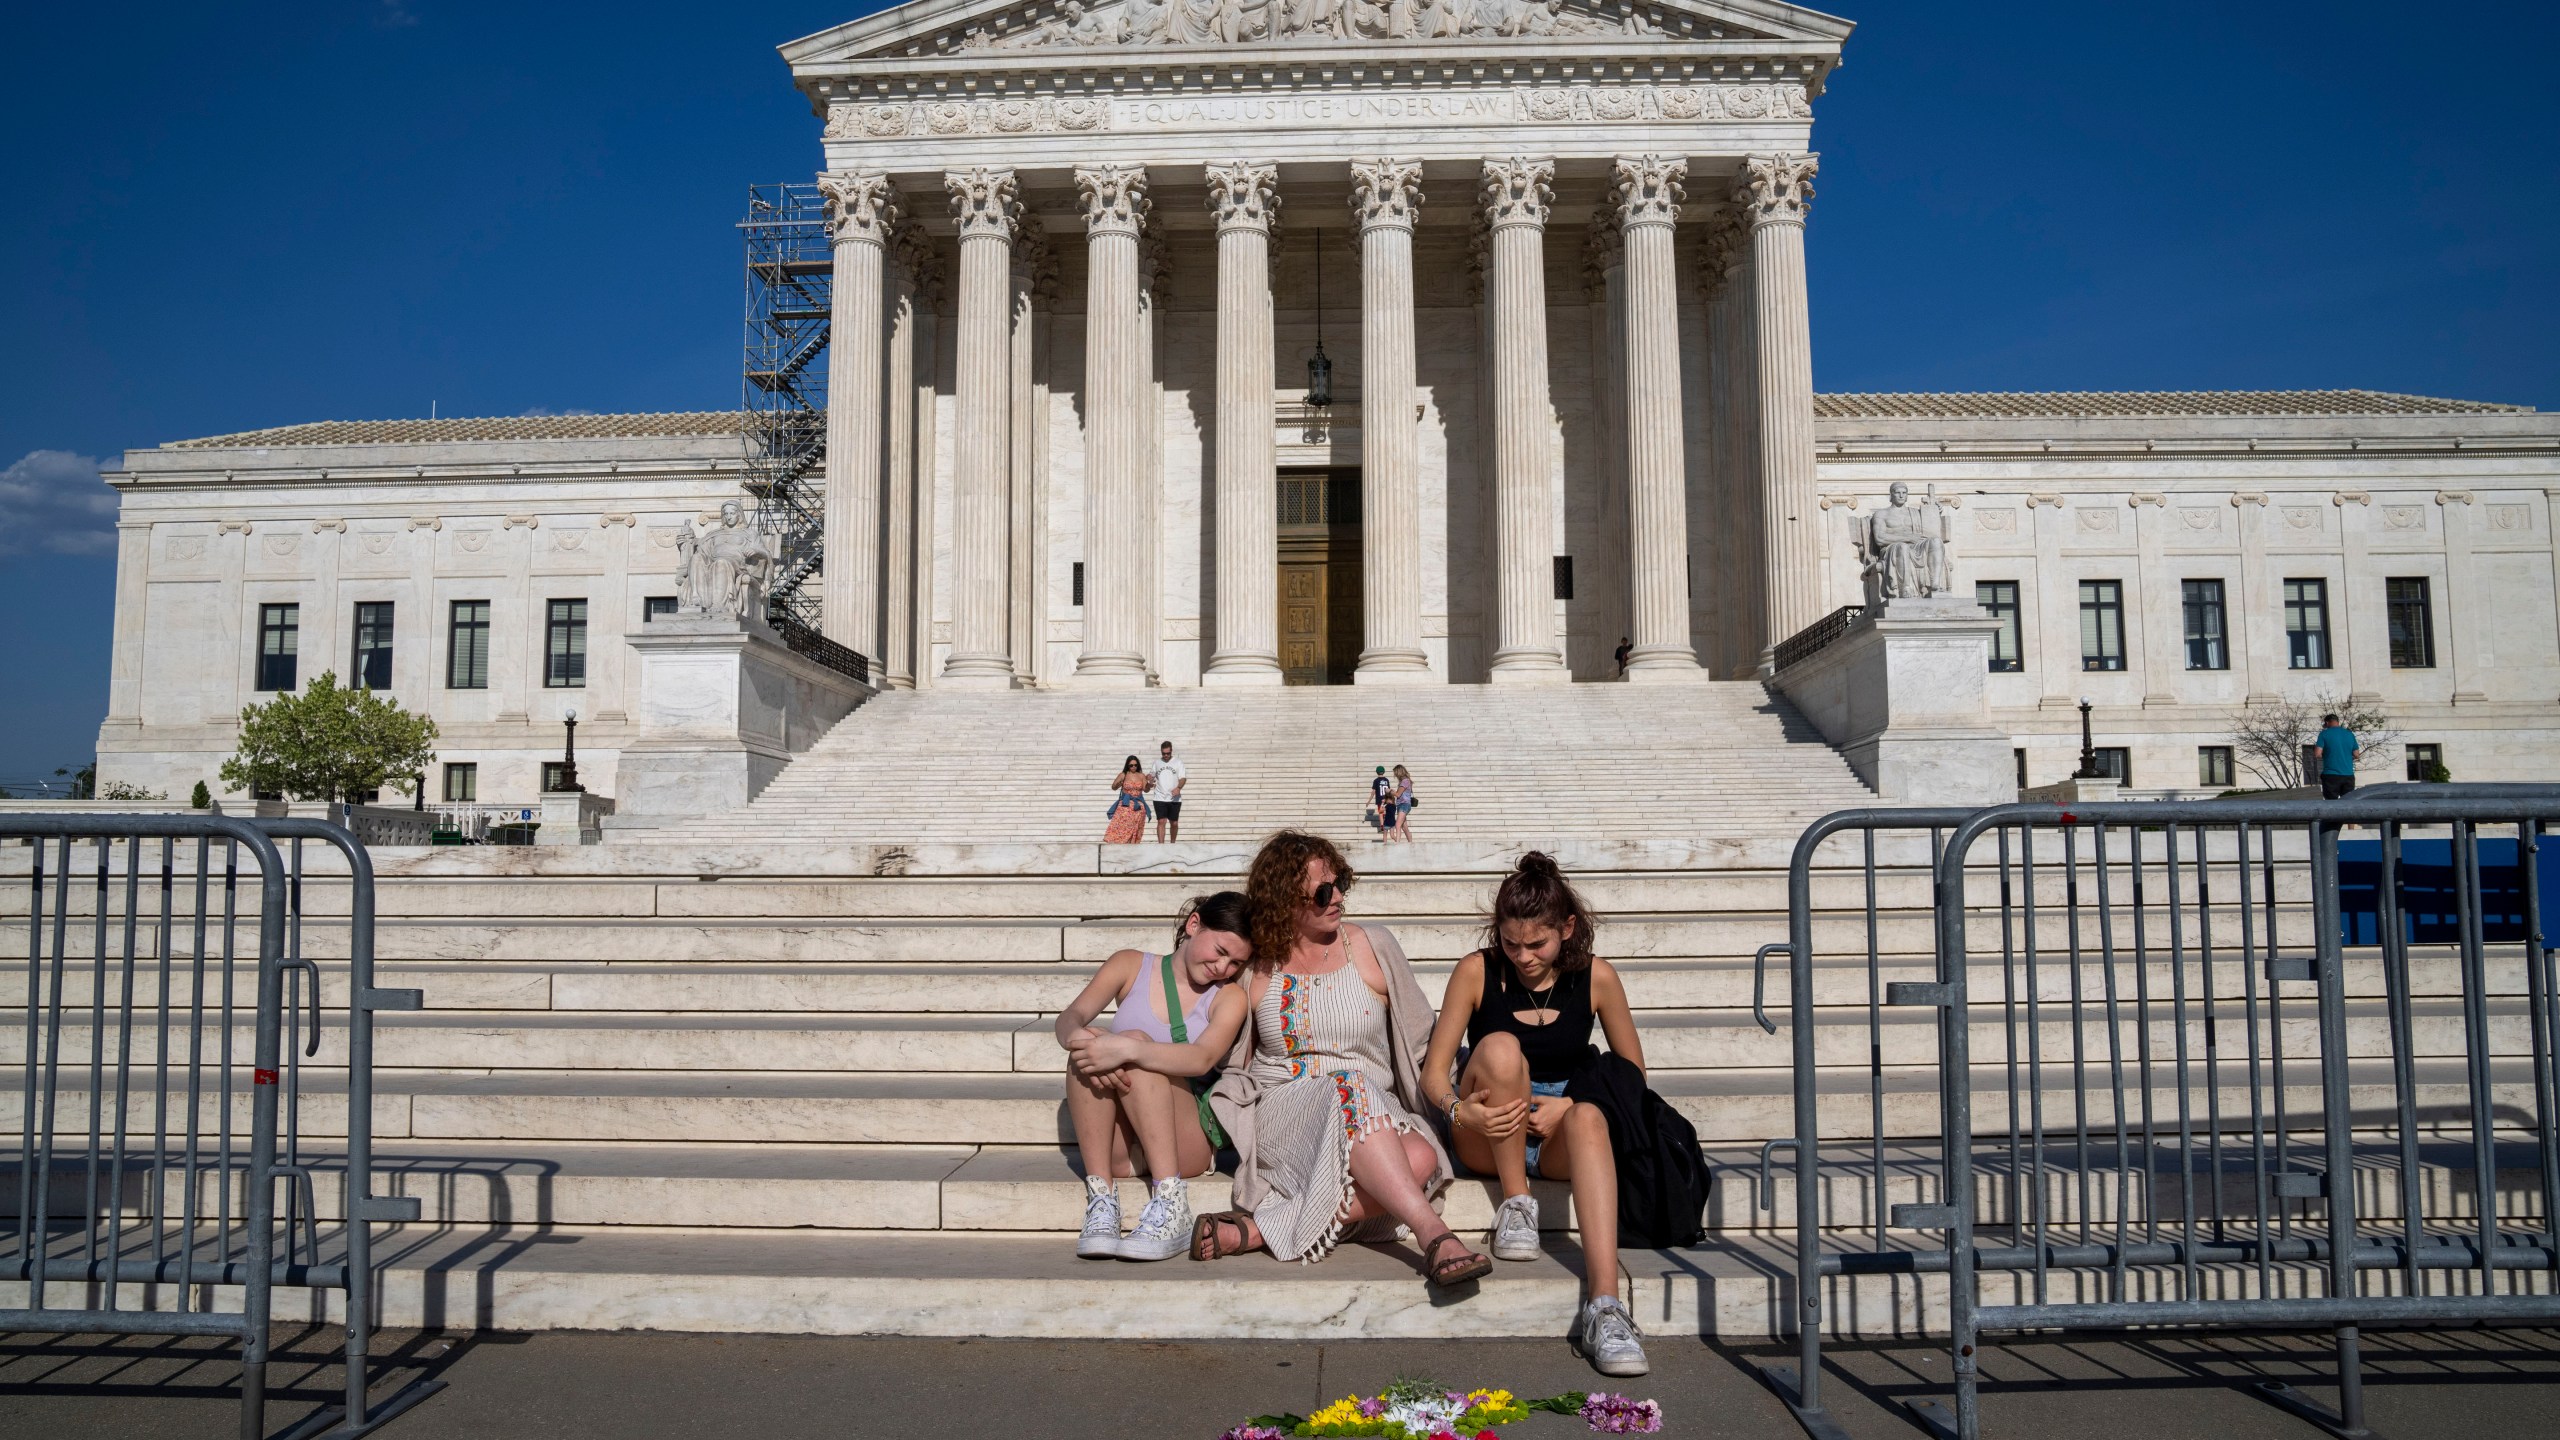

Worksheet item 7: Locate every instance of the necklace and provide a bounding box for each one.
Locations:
[1516,957,1559,1023]
[1289,932,1344,976]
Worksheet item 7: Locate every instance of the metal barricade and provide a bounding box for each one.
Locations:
[1753,788,2560,1440]
[4,814,437,1439]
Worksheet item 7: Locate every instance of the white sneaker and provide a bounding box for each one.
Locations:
[1491,1194,1542,1261]
[1116,1178,1192,1262]
[1573,1295,1651,1377]
[1077,1177,1123,1259]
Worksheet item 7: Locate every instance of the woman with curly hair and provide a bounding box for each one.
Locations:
[1190,831,1490,1287]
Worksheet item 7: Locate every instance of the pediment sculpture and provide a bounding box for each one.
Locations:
[972,0,1652,48]
[1855,482,1955,604]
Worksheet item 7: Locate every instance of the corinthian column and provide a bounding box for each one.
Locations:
[1739,153,1821,667]
[817,172,898,663]
[1350,158,1432,683]
[1615,156,1706,682]
[1203,161,1282,685]
[1072,164,1151,685]
[1700,205,1756,679]
[1481,158,1568,684]
[941,167,1020,688]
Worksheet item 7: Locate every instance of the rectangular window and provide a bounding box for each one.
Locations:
[441,762,478,803]
[256,604,299,692]
[1978,581,2022,673]
[545,599,588,688]
[2093,747,2131,784]
[1552,556,1575,602]
[2181,579,2228,671]
[447,601,491,690]
[644,596,679,623]
[2199,745,2234,788]
[2406,743,2444,783]
[1071,562,1086,608]
[541,761,574,793]
[2284,578,2331,669]
[351,601,395,690]
[2078,580,2125,672]
[2387,577,2436,669]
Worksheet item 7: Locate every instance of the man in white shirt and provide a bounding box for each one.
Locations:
[1145,740,1187,842]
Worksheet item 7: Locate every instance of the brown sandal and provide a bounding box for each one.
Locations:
[1422,1231,1493,1288]
[1191,1210,1256,1261]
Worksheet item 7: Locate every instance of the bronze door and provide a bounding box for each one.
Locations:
[1278,470,1361,686]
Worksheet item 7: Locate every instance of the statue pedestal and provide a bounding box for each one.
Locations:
[538,789,616,845]
[1773,596,2016,806]
[606,615,875,831]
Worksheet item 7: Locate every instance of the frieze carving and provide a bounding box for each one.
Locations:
[2383,506,2425,531]
[1974,509,2017,534]
[2179,508,2221,532]
[821,83,1808,141]
[957,0,1658,51]
[2282,506,2320,531]
[360,534,394,555]
[2490,503,2531,532]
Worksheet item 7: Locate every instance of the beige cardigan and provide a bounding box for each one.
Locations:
[1206,922,1455,1215]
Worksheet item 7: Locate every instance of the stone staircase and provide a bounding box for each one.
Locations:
[667,681,1877,846]
[8,834,2548,1339]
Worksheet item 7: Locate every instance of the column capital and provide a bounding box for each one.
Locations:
[1479,157,1555,231]
[945,167,1020,240]
[892,221,946,306]
[1205,161,1280,233]
[1075,164,1151,238]
[819,172,901,247]
[1700,204,1749,291]
[1735,153,1818,227]
[1349,157,1424,233]
[1611,155,1686,231]
[1580,215,1623,301]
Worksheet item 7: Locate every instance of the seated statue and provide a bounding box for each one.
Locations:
[1856,481,1954,603]
[676,499,780,623]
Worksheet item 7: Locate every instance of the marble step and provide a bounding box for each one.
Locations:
[12,1223,2548,1341]
[7,1058,2545,1148]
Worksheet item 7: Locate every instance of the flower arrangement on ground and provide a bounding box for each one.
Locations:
[1219,1377,1663,1439]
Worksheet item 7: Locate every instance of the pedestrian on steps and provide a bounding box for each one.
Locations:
[1147,740,1188,842]
[1369,766,1396,841]
[1419,852,1703,1377]
[1390,764,1417,842]
[1105,755,1150,844]
[2315,712,2362,799]
[1056,892,1254,1260]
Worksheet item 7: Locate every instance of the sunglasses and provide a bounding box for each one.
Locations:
[1307,879,1350,909]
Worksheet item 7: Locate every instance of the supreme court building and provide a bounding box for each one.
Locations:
[92,0,2560,807]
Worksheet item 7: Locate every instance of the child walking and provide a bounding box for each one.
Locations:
[1421,853,1652,1375]
[1055,892,1254,1260]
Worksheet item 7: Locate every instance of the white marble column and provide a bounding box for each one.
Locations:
[941,167,1020,688]
[1481,158,1568,684]
[881,226,928,689]
[1712,219,1764,676]
[1009,223,1055,684]
[1739,153,1821,668]
[1203,162,1283,685]
[1350,158,1432,683]
[1071,165,1151,685]
[1615,155,1707,682]
[817,172,898,663]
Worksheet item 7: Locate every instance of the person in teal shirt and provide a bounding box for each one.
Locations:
[2315,713,2361,799]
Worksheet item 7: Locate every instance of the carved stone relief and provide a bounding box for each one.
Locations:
[2076,507,2119,534]
[2282,506,2320,531]
[164,536,207,562]
[1974,509,2017,534]
[822,83,1810,140]
[956,0,1661,51]
[262,535,300,558]
[2179,508,2222,532]
[2490,504,2531,532]
[2383,506,2425,531]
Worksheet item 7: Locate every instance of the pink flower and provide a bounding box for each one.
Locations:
[1580,1392,1664,1434]
[1359,1398,1386,1418]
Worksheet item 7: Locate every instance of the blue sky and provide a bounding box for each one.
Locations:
[3,0,2554,788]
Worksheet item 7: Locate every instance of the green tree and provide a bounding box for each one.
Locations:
[190,781,212,809]
[219,672,439,804]
[54,764,96,799]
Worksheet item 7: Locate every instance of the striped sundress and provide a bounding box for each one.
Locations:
[1242,962,1421,1263]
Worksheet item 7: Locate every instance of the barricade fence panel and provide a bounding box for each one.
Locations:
[1,815,434,1440]
[1752,788,2560,1440]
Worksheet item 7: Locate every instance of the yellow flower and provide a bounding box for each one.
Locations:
[1305,1396,1377,1435]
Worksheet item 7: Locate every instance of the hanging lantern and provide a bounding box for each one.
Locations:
[1306,226,1333,409]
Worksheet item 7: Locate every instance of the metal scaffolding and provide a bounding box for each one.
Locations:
[739,183,868,682]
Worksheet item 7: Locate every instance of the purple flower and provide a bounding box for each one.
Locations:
[1359,1398,1386,1418]
[1580,1393,1664,1434]
[1218,1426,1287,1440]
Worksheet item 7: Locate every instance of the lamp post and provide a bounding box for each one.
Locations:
[1305,228,1332,409]
[2072,696,2101,780]
[558,709,583,794]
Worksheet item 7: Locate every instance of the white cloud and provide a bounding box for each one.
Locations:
[376,0,421,28]
[0,450,118,557]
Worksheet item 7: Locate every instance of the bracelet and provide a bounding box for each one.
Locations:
[1443,1093,1463,1131]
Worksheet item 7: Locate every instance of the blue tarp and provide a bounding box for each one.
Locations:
[2336,837,2557,945]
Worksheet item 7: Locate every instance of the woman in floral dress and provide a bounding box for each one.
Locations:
[1104,755,1150,844]
[1191,831,1492,1286]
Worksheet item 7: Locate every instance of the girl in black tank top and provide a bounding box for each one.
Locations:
[1465,949,1598,1084]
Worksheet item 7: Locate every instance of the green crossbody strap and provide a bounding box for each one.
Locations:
[1159,953,1188,1045]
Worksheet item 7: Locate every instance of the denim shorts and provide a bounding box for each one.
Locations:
[1522,1078,1569,1173]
